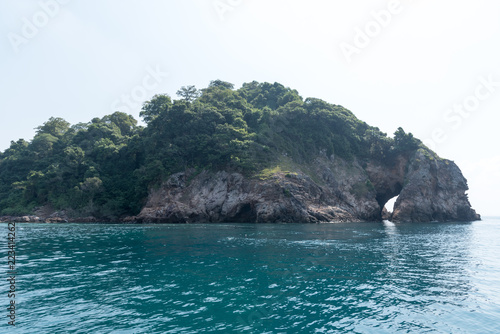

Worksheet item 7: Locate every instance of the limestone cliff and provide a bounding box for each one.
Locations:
[136,149,480,223]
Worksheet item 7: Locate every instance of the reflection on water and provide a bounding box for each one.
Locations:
[1,219,499,333]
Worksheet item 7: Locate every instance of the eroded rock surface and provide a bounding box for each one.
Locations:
[137,149,480,223]
[391,150,480,222]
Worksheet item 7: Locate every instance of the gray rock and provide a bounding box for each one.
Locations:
[391,150,480,222]
[136,149,480,223]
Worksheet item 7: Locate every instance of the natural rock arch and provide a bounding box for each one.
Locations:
[366,150,479,222]
[137,150,479,224]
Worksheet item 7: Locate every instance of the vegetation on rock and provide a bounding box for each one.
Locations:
[0,80,424,219]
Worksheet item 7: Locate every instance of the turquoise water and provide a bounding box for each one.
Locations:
[1,218,500,333]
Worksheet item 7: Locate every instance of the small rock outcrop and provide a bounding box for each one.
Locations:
[0,215,42,223]
[137,149,480,223]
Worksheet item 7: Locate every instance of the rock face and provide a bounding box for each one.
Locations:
[391,150,480,222]
[137,149,480,223]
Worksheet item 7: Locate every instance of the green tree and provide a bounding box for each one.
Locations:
[176,85,200,102]
[80,177,103,212]
[36,117,70,137]
[140,94,172,124]
[31,133,59,157]
[394,127,420,152]
[102,112,139,136]
[209,79,234,90]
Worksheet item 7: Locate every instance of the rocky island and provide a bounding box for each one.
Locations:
[0,81,479,223]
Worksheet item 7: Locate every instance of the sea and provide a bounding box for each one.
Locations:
[1,218,499,333]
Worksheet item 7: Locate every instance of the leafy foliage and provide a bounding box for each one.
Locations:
[0,81,425,218]
[0,112,143,218]
[393,127,421,152]
[176,85,200,102]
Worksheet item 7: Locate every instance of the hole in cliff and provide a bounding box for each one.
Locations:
[385,195,399,213]
[229,203,257,223]
[376,182,403,218]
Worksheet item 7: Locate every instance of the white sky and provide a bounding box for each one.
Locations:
[1,0,499,216]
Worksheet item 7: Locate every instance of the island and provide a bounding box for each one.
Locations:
[0,80,480,223]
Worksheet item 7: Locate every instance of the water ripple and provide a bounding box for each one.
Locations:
[0,220,499,333]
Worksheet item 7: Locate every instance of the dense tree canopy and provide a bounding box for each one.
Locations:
[0,81,423,218]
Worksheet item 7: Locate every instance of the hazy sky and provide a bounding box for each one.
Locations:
[1,0,499,215]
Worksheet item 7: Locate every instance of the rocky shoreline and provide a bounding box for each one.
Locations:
[134,149,480,224]
[0,215,98,224]
[0,149,480,225]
